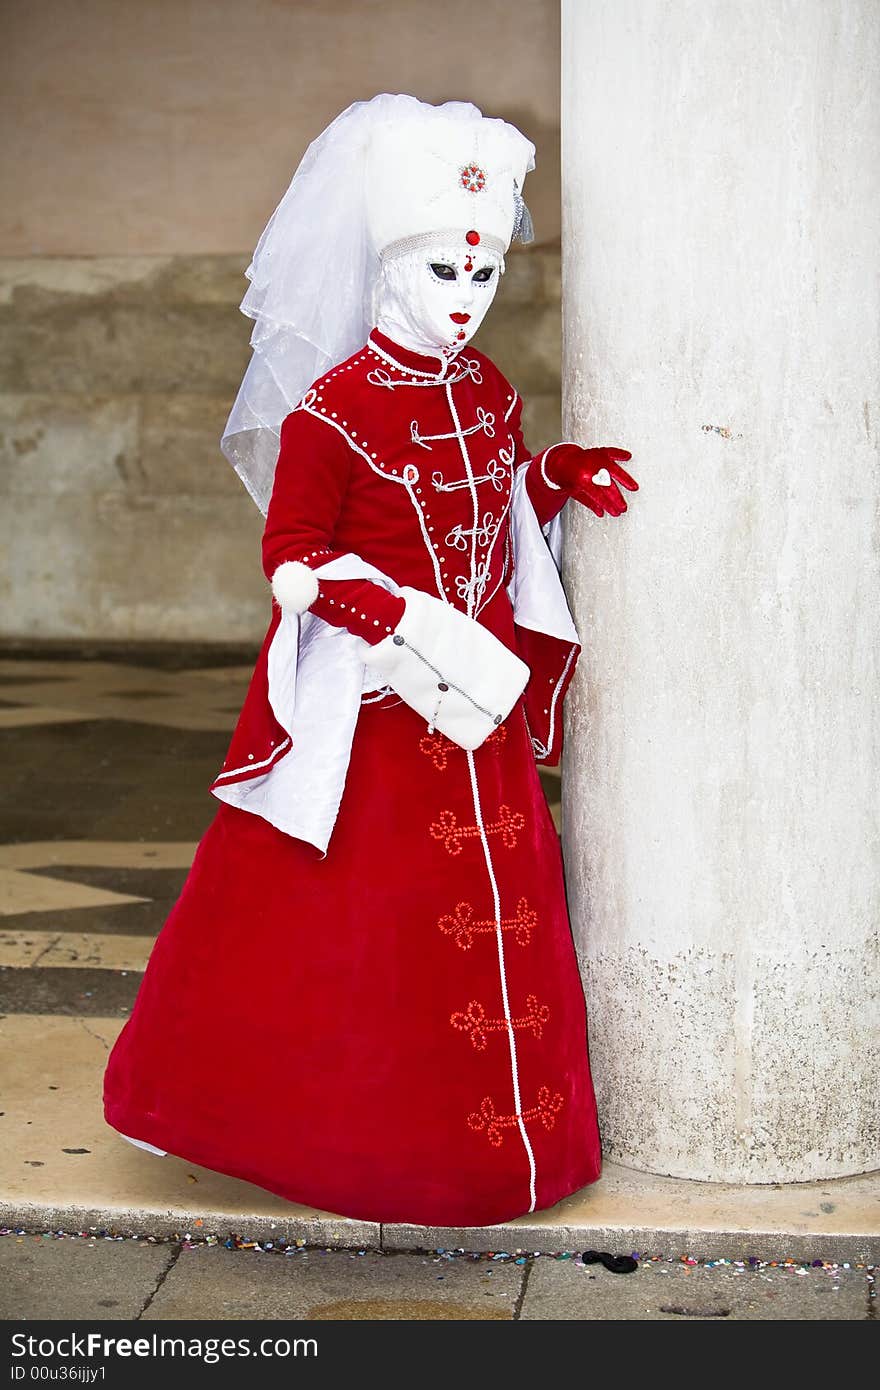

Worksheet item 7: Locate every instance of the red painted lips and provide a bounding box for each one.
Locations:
[449,313,471,324]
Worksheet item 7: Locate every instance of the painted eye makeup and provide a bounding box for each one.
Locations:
[429,263,457,281]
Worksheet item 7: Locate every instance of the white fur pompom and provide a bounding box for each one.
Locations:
[271,560,319,614]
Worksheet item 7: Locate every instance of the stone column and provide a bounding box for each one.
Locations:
[560,0,879,1182]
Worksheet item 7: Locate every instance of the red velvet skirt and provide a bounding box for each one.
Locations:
[103,690,602,1226]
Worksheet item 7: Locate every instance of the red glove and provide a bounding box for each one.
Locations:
[539,445,638,517]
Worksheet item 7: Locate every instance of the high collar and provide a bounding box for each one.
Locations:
[368,327,463,379]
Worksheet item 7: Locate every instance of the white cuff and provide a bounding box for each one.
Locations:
[538,447,564,491]
[359,586,530,751]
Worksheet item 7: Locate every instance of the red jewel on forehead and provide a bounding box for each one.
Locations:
[464,255,474,272]
[465,230,481,247]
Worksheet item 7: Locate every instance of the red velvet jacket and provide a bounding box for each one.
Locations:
[210,329,579,801]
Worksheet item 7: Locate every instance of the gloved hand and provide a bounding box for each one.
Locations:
[541,445,637,517]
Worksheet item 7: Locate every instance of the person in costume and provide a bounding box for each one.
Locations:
[103,95,637,1226]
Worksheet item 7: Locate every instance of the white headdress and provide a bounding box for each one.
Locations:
[220,94,535,513]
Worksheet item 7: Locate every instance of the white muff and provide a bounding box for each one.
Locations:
[359,584,530,750]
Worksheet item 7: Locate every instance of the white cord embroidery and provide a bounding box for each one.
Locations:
[431,437,514,494]
[366,366,395,390]
[213,736,292,782]
[369,337,451,379]
[460,357,483,385]
[361,685,400,705]
[366,339,473,391]
[528,642,579,759]
[432,456,508,493]
[455,559,491,608]
[410,407,495,451]
[474,493,515,620]
[445,511,502,552]
[464,746,538,1212]
[365,349,482,393]
[295,398,410,489]
[400,462,449,604]
[367,364,473,391]
[539,446,565,491]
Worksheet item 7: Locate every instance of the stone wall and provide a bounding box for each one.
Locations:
[0,251,560,642]
[0,0,562,257]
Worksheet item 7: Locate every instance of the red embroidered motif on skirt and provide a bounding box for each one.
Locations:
[420,721,507,772]
[485,723,508,751]
[450,994,550,1051]
[429,804,525,854]
[467,1087,565,1148]
[437,896,537,950]
[419,731,452,771]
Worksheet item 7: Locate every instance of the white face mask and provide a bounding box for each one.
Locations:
[374,244,503,359]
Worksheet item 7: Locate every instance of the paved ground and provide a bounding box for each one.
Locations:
[1,1232,874,1320]
[1,643,877,1320]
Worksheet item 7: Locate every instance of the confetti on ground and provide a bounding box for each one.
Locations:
[0,1224,873,1280]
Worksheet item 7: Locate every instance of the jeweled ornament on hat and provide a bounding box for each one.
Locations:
[460,163,486,193]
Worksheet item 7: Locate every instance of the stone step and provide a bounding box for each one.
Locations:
[2,1012,876,1264]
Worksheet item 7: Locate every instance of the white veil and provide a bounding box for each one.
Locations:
[221,94,491,514]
